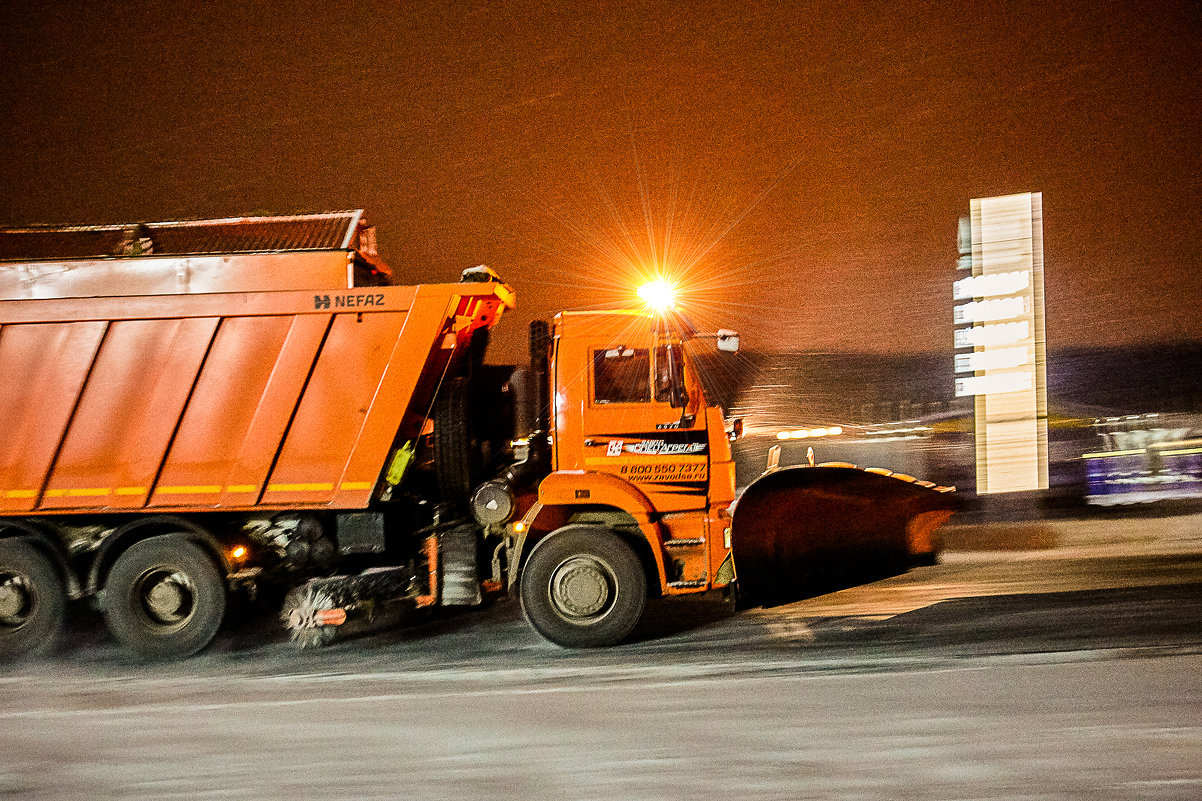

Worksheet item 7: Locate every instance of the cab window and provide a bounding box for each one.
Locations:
[593,347,651,403]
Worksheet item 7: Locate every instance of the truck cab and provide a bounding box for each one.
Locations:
[510,310,740,647]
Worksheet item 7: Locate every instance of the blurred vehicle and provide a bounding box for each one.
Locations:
[1084,414,1202,505]
[0,211,955,660]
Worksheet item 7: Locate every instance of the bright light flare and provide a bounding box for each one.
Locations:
[637,279,677,311]
[775,426,843,440]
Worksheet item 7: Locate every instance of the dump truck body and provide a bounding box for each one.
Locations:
[0,212,511,658]
[0,211,507,519]
[0,283,507,516]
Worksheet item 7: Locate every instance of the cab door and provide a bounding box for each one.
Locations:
[579,341,709,512]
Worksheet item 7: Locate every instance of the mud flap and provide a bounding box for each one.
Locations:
[730,466,957,608]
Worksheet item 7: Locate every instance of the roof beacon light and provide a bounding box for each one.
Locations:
[637,279,676,312]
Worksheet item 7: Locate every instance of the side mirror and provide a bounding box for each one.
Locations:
[716,330,739,353]
[727,417,744,442]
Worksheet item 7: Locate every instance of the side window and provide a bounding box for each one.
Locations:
[593,347,651,403]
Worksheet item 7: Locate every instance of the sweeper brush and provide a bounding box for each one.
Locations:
[283,567,416,648]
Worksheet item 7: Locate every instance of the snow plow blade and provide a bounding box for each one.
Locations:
[730,466,957,607]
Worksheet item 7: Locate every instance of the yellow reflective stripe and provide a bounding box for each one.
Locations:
[26,482,361,498]
[155,485,222,495]
[266,483,335,492]
[42,487,141,497]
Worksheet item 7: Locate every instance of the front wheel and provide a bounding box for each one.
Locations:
[104,535,226,660]
[0,538,67,660]
[519,527,646,648]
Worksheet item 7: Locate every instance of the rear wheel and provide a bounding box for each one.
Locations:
[0,538,66,660]
[104,535,226,660]
[520,527,646,648]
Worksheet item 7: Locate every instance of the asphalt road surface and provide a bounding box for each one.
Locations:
[2,538,1200,800]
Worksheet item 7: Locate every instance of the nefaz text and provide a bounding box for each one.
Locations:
[314,293,386,310]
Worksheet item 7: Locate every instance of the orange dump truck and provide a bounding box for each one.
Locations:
[0,211,955,660]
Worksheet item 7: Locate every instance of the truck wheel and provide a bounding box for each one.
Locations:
[103,535,226,660]
[0,539,66,660]
[520,527,646,648]
[434,375,477,505]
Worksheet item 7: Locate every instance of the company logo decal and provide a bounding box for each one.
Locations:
[314,293,385,310]
[620,440,706,455]
[593,431,709,457]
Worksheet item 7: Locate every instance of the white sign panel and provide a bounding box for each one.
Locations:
[955,193,1048,494]
[953,270,1031,300]
[954,345,1032,373]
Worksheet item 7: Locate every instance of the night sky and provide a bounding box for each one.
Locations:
[2,1,1199,362]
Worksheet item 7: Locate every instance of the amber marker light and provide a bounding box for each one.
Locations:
[229,545,248,561]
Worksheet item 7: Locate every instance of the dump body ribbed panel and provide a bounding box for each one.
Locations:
[0,282,511,514]
[0,211,363,261]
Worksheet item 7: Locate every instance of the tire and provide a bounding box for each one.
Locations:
[103,535,226,660]
[519,526,646,648]
[0,538,66,660]
[434,375,477,505]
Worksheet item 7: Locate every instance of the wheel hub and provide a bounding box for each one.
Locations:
[0,575,33,625]
[140,570,194,625]
[551,557,612,618]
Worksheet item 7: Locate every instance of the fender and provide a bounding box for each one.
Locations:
[527,471,670,589]
[87,515,234,596]
[0,519,83,599]
[536,470,657,519]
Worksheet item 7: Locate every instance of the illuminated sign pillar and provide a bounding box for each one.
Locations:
[954,192,1048,494]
